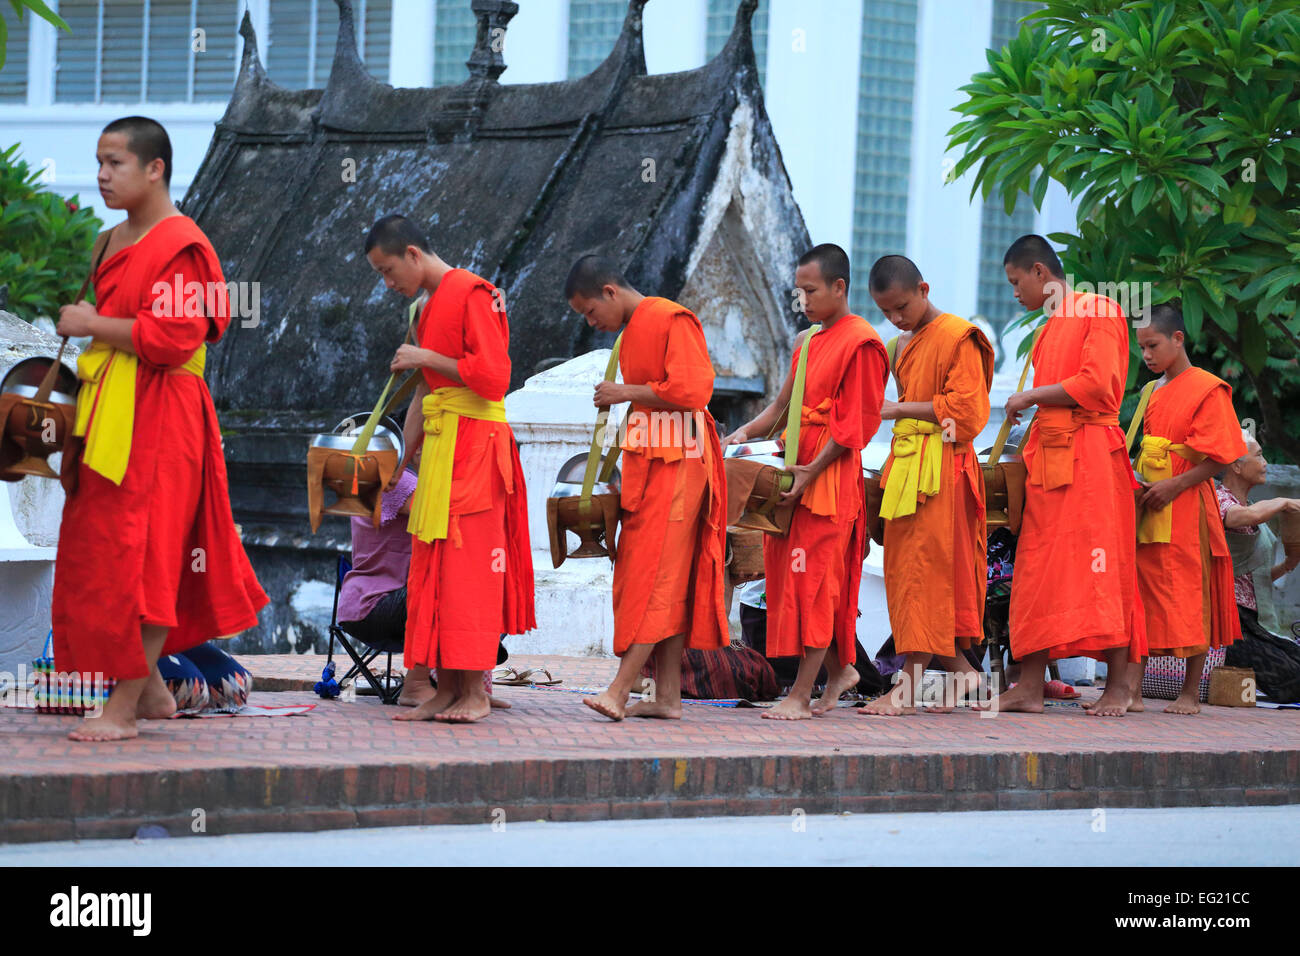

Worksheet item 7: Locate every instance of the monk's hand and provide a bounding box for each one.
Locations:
[1004,389,1034,426]
[391,344,430,371]
[780,463,815,503]
[879,399,901,420]
[593,381,626,408]
[721,427,748,447]
[1141,476,1182,511]
[57,300,97,338]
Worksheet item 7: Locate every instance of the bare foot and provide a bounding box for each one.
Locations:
[1086,684,1132,717]
[975,682,1044,714]
[393,685,455,721]
[490,696,512,710]
[859,683,916,716]
[811,663,859,715]
[69,714,139,742]
[397,680,436,708]
[434,694,491,723]
[136,668,178,720]
[583,690,627,721]
[763,696,813,720]
[1164,693,1200,715]
[625,699,682,719]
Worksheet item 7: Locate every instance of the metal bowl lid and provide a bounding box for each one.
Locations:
[724,438,784,459]
[554,451,620,486]
[550,479,620,498]
[310,430,399,453]
[1,357,78,397]
[2,383,78,406]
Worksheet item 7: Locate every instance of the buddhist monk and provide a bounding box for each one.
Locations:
[723,244,888,719]
[1130,304,1246,714]
[564,255,729,721]
[984,234,1146,717]
[860,255,992,716]
[365,214,535,724]
[52,116,268,741]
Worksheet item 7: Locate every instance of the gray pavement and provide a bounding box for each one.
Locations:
[3,805,1295,866]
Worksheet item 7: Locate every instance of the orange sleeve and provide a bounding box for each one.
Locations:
[1059,308,1127,414]
[1186,383,1247,464]
[130,246,220,370]
[455,285,512,402]
[647,312,714,409]
[828,340,887,451]
[932,333,993,442]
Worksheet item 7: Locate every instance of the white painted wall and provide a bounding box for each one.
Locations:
[763,0,863,252]
[907,0,993,323]
[501,0,568,84]
[642,0,707,74]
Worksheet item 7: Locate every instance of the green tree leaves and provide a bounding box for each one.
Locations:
[948,0,1300,462]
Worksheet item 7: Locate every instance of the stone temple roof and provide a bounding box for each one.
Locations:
[184,0,808,416]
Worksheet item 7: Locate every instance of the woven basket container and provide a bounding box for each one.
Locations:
[1281,511,1300,561]
[727,528,765,582]
[1208,666,1256,707]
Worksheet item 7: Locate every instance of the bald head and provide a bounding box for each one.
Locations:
[869,254,923,294]
[1003,234,1064,279]
[102,116,172,186]
[364,214,432,258]
[564,254,631,299]
[1147,303,1186,338]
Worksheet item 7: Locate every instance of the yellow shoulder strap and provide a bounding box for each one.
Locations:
[1125,380,1158,458]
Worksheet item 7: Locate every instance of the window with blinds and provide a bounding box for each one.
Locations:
[705,0,768,86]
[433,0,475,87]
[567,0,623,78]
[849,0,918,317]
[0,6,30,102]
[975,0,1043,363]
[53,0,389,103]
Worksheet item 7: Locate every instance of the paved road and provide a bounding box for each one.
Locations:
[3,806,1295,866]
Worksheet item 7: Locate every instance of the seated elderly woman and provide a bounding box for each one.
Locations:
[1216,435,1300,701]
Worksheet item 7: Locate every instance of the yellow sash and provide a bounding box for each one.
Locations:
[879,419,944,519]
[1135,435,1204,543]
[407,386,507,543]
[74,341,206,485]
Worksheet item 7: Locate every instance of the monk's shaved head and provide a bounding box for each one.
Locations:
[1147,303,1186,338]
[102,115,172,185]
[868,254,923,293]
[365,214,432,257]
[797,243,851,293]
[564,254,631,299]
[1003,234,1064,279]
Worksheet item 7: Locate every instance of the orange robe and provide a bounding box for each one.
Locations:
[882,314,993,656]
[403,269,535,671]
[1137,367,1246,656]
[1009,290,1146,662]
[612,297,728,655]
[763,315,888,666]
[52,216,268,680]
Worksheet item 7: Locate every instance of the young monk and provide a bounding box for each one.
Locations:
[986,234,1146,717]
[723,244,888,719]
[861,255,993,716]
[1130,304,1246,714]
[565,255,729,721]
[52,116,268,741]
[365,214,535,724]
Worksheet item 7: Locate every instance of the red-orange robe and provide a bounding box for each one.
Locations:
[52,216,268,680]
[763,315,888,666]
[404,269,535,671]
[1137,367,1246,656]
[882,314,993,656]
[612,297,728,654]
[1009,290,1146,662]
